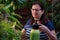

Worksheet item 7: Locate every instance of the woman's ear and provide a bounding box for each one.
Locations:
[31,9,32,12]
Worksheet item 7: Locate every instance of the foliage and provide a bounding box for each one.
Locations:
[0,0,23,40]
[0,21,21,40]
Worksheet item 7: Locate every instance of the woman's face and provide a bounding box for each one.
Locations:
[31,4,44,20]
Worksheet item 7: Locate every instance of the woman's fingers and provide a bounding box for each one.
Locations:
[39,24,49,32]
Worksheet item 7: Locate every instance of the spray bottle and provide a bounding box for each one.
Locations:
[30,20,41,40]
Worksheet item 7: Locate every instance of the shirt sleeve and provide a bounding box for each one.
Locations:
[46,20,55,31]
[24,19,31,30]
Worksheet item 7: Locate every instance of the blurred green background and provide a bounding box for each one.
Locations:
[0,0,60,40]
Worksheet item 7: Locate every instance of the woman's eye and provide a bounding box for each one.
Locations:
[32,9,41,11]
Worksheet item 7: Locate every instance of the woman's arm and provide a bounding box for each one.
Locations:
[21,29,27,40]
[48,30,57,40]
[39,25,57,40]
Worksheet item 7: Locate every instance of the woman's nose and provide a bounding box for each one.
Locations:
[33,10,38,13]
[34,10,37,13]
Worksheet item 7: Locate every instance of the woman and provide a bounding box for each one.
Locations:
[21,2,57,40]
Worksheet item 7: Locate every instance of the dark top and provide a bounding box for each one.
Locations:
[24,19,55,40]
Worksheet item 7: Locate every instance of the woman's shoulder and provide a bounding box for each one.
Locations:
[25,19,31,25]
[45,20,55,31]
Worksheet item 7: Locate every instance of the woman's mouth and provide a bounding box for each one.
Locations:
[34,14,39,18]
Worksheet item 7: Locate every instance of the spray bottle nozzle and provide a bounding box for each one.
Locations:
[32,20,39,29]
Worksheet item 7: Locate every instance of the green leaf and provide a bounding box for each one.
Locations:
[3,1,13,10]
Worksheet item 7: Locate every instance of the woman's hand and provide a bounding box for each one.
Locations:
[21,29,28,40]
[37,21,57,40]
[39,24,49,32]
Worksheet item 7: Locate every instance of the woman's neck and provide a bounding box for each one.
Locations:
[34,18,39,21]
